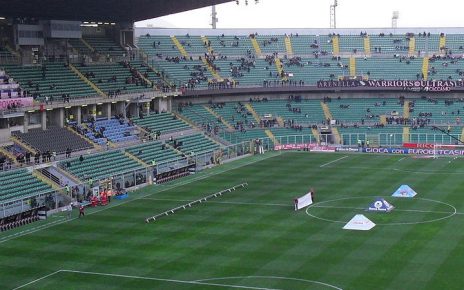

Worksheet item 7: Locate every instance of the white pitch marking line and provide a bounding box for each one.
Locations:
[311,204,464,215]
[0,153,277,244]
[195,275,343,290]
[13,269,282,290]
[320,156,349,168]
[12,270,62,290]
[141,197,289,208]
[398,157,406,162]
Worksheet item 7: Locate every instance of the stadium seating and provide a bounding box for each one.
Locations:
[84,36,125,58]
[126,141,181,164]
[76,62,151,95]
[169,133,220,155]
[61,150,142,180]
[369,34,410,55]
[339,35,365,54]
[415,34,440,54]
[409,98,464,125]
[175,35,206,55]
[179,103,226,130]
[255,35,286,54]
[68,38,93,56]
[151,58,213,88]
[290,35,333,56]
[12,127,94,154]
[208,35,254,56]
[328,98,404,124]
[283,57,347,84]
[132,112,191,134]
[356,57,423,80]
[81,118,138,145]
[3,62,97,100]
[138,35,182,57]
[251,99,326,125]
[0,169,52,202]
[222,129,269,144]
[209,102,252,130]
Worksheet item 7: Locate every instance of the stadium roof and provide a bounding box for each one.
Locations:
[0,0,233,22]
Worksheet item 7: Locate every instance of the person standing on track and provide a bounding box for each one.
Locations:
[79,204,85,218]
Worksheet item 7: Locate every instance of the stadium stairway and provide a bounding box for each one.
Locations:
[80,38,95,53]
[265,129,279,145]
[170,36,189,58]
[133,66,153,87]
[124,151,149,167]
[245,103,261,123]
[349,57,356,77]
[403,127,410,143]
[409,37,416,56]
[0,146,19,165]
[284,36,293,56]
[53,165,82,184]
[274,58,287,80]
[321,102,341,143]
[331,127,341,144]
[439,35,446,51]
[403,100,410,119]
[203,105,234,130]
[69,63,106,97]
[250,37,262,56]
[461,128,464,143]
[9,136,37,155]
[364,36,371,56]
[66,126,101,150]
[173,111,200,130]
[422,57,429,80]
[321,101,333,120]
[311,127,320,143]
[165,141,184,156]
[201,57,222,80]
[332,35,340,55]
[32,169,62,192]
[201,36,213,54]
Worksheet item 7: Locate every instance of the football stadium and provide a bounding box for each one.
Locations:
[1,0,464,289]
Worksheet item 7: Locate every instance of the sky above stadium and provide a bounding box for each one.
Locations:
[135,0,464,29]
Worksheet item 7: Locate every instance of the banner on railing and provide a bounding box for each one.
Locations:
[362,147,464,156]
[0,97,33,110]
[403,143,457,149]
[317,79,461,92]
[274,143,336,152]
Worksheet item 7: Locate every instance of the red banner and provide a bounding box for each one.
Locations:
[403,143,456,149]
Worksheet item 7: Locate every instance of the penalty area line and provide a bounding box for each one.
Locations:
[141,197,290,208]
[320,156,349,168]
[12,269,283,290]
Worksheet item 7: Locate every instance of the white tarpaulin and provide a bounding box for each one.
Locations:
[343,214,376,231]
[294,192,313,211]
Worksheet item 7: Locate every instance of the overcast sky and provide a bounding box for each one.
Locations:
[135,0,464,29]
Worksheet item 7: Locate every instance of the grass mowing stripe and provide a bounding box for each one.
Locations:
[2,152,464,290]
[0,152,278,245]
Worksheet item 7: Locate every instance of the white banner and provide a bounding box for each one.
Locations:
[294,192,313,211]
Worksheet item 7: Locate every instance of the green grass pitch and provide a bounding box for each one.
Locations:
[2,152,464,290]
